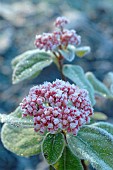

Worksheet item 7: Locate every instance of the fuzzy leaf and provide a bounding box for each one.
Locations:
[59,45,75,62]
[1,123,43,157]
[0,107,33,128]
[12,50,53,84]
[92,122,113,136]
[12,50,36,69]
[42,133,65,165]
[75,46,91,57]
[104,72,113,95]
[86,72,111,97]
[67,125,113,170]
[63,64,95,106]
[54,146,83,170]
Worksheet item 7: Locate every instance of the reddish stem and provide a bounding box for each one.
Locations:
[81,160,88,170]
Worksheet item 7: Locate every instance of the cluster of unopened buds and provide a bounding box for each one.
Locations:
[20,79,93,135]
[35,16,81,51]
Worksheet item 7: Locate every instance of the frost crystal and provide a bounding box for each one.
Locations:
[20,79,93,135]
[35,16,81,51]
[54,16,69,28]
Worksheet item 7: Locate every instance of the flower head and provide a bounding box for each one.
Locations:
[54,16,69,29]
[20,79,93,135]
[35,33,60,51]
[61,29,81,46]
[35,16,81,51]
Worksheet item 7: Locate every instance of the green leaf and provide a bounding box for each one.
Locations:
[12,50,36,69]
[75,46,91,57]
[92,122,113,136]
[63,64,95,106]
[104,72,113,95]
[42,133,65,165]
[1,123,43,157]
[86,72,111,97]
[67,125,113,170]
[54,146,83,170]
[92,112,107,120]
[12,50,53,84]
[0,107,33,128]
[59,45,75,62]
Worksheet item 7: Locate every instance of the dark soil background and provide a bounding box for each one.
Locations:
[0,0,113,169]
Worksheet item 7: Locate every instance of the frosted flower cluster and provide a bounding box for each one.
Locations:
[35,33,60,51]
[35,16,81,51]
[20,79,93,135]
[54,16,69,28]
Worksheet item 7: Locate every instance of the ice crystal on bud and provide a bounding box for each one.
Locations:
[35,16,81,52]
[20,79,93,135]
[54,16,69,28]
[61,29,81,46]
[35,33,60,51]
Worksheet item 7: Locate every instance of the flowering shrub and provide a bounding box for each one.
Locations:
[1,16,113,170]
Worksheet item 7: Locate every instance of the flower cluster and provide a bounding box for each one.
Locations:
[20,79,93,135]
[54,16,69,28]
[35,33,60,51]
[35,16,81,51]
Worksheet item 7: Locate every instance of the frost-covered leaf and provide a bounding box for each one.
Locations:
[12,50,53,84]
[59,45,75,62]
[92,112,107,120]
[86,72,111,97]
[75,46,91,57]
[104,72,113,95]
[92,122,113,136]
[1,123,43,157]
[42,133,65,165]
[12,50,36,69]
[67,125,113,170]
[0,107,33,128]
[54,146,83,170]
[63,64,95,106]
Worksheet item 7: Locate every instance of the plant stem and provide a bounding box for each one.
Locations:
[81,160,88,170]
[58,57,66,81]
[61,130,68,144]
[49,165,55,170]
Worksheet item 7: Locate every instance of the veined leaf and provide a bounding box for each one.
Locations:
[86,72,111,97]
[63,64,95,106]
[42,133,65,165]
[0,107,33,128]
[12,50,37,69]
[67,125,113,170]
[92,122,113,136]
[1,123,43,157]
[54,146,83,170]
[12,50,53,84]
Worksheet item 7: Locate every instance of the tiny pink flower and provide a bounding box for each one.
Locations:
[20,79,93,136]
[35,33,60,51]
[54,16,69,28]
